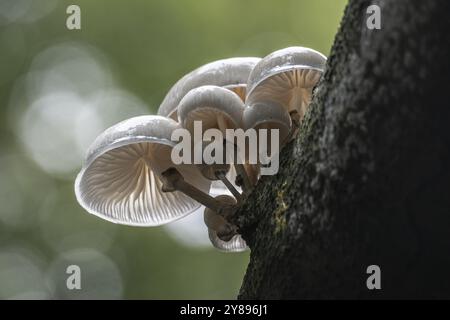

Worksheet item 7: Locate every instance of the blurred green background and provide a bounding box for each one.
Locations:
[0,0,346,299]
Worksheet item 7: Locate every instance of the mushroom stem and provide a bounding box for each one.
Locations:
[235,163,252,195]
[290,87,304,118]
[215,170,242,205]
[231,143,253,194]
[284,110,301,143]
[160,167,235,216]
[203,196,240,242]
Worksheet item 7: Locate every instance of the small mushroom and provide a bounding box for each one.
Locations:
[178,85,243,134]
[203,195,247,252]
[242,99,292,150]
[177,85,253,197]
[242,100,292,177]
[75,115,219,226]
[246,46,326,128]
[158,57,261,120]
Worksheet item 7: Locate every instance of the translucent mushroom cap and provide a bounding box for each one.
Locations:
[203,195,248,252]
[246,46,327,119]
[158,57,261,120]
[242,101,292,155]
[243,100,292,146]
[178,85,244,134]
[75,115,211,226]
[178,87,247,192]
[207,229,247,252]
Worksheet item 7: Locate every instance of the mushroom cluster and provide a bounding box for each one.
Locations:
[75,46,326,252]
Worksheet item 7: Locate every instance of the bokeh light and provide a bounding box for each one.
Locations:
[12,42,148,177]
[0,153,56,229]
[38,184,119,253]
[46,248,123,299]
[0,246,51,299]
[0,0,57,26]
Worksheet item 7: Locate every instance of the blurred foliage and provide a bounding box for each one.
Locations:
[0,0,346,299]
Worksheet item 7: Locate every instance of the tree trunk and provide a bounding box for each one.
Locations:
[233,0,450,299]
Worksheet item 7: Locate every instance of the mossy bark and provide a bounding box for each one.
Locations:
[233,0,450,299]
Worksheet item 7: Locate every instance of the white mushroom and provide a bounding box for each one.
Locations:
[158,57,261,120]
[178,85,253,198]
[242,99,292,150]
[241,99,292,177]
[75,115,217,226]
[178,85,243,134]
[203,195,247,252]
[73,46,329,253]
[246,46,326,121]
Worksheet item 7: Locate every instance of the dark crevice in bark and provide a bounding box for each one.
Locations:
[233,0,450,299]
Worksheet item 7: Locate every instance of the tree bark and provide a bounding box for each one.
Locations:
[233,0,450,299]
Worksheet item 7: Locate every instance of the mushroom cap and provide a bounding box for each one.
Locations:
[207,229,247,252]
[177,86,245,183]
[226,84,246,101]
[178,85,244,134]
[158,57,260,120]
[75,115,211,226]
[246,47,326,118]
[242,100,292,149]
[203,195,248,252]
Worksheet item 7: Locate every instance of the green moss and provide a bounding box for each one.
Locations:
[273,182,289,234]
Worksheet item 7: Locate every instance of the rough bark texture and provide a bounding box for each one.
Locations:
[233,0,450,299]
